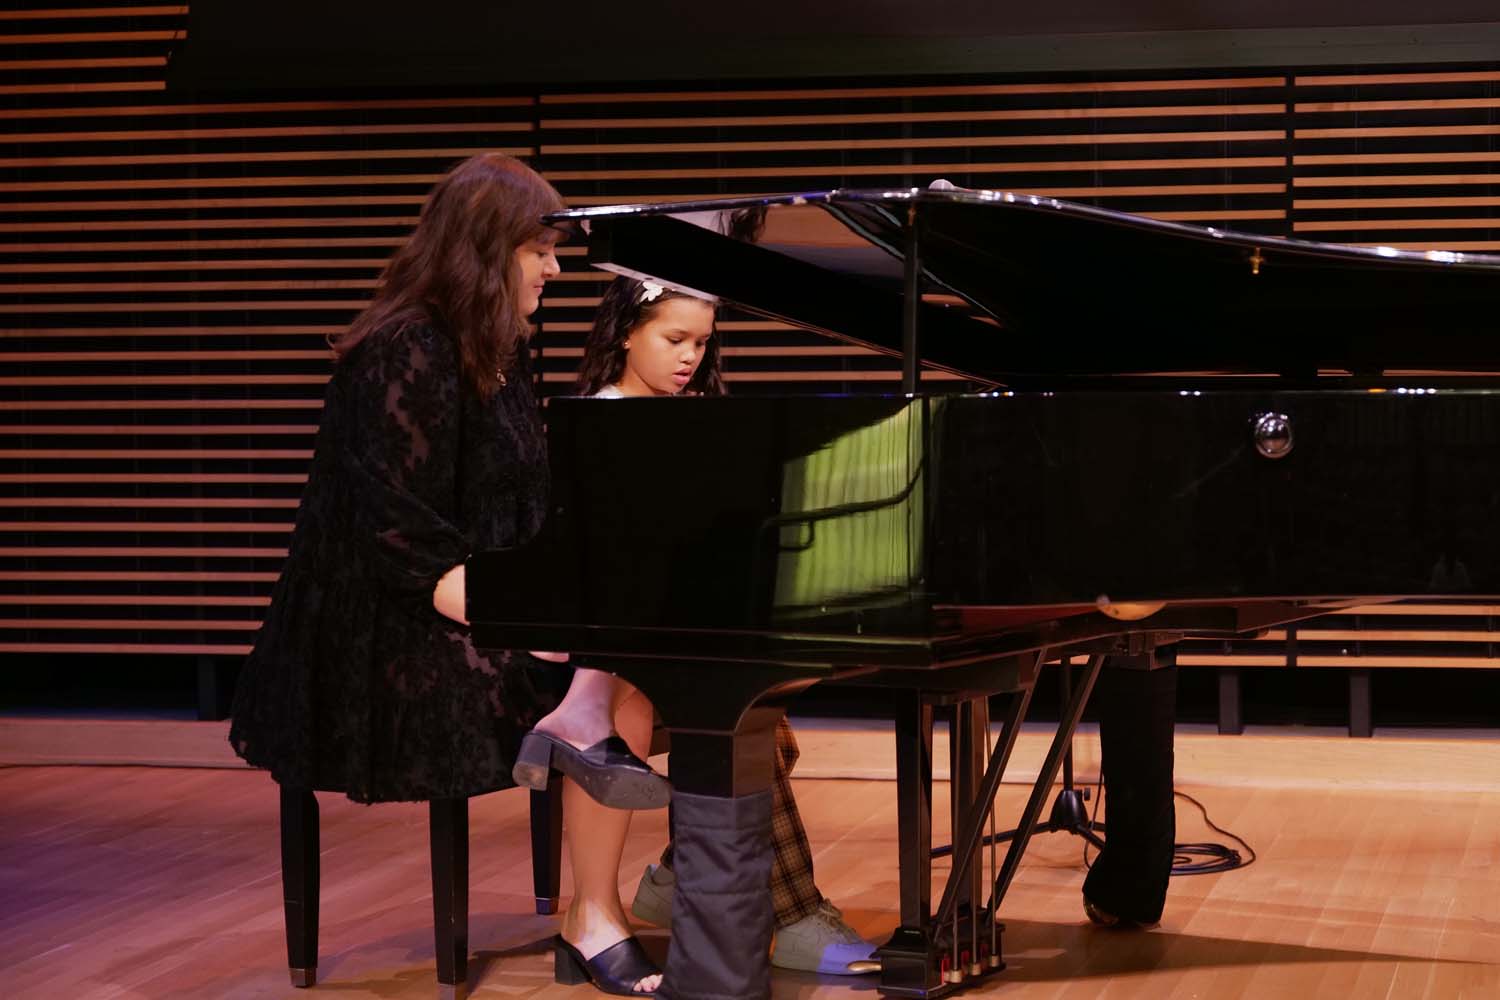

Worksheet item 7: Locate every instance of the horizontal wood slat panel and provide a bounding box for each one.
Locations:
[3,122,529,144]
[541,77,1287,104]
[1295,173,1500,187]
[0,56,165,69]
[0,594,268,605]
[0,30,182,43]
[0,97,534,121]
[1296,70,1500,86]
[0,400,323,411]
[0,522,291,532]
[1,147,532,168]
[0,449,313,459]
[1333,604,1500,616]
[0,546,288,556]
[1295,218,1500,232]
[0,619,260,630]
[0,6,188,19]
[5,14,1497,695]
[0,423,317,432]
[540,103,1287,129]
[1301,656,1500,669]
[0,571,278,582]
[1297,630,1500,642]
[541,133,1286,155]
[0,260,385,271]
[0,643,252,654]
[0,497,297,508]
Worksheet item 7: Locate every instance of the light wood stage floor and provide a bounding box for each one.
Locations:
[3,721,1500,999]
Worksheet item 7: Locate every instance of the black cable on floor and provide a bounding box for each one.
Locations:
[1169,789,1256,875]
[1082,779,1256,876]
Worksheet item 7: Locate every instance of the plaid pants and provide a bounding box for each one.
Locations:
[767,716,823,927]
[662,716,823,928]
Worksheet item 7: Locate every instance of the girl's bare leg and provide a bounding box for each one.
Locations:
[558,682,661,991]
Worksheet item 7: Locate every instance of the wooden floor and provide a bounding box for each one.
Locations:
[4,736,1500,999]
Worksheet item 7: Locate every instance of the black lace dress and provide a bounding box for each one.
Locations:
[229,319,562,802]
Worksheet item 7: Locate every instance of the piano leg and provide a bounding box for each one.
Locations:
[882,691,935,992]
[880,681,1035,997]
[655,705,782,1000]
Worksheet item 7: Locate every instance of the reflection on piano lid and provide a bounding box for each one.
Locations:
[546,187,1500,384]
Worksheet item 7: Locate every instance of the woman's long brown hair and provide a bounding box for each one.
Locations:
[332,153,565,398]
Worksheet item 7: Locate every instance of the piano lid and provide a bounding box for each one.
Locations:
[545,188,1500,383]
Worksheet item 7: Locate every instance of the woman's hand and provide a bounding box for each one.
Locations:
[433,563,468,624]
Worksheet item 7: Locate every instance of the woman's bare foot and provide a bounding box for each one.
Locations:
[532,667,630,750]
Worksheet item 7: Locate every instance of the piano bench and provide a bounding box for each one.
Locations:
[277,782,565,1000]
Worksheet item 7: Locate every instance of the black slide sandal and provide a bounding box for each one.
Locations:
[554,935,662,995]
[512,730,670,810]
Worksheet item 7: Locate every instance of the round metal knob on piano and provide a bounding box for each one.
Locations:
[1252,411,1294,459]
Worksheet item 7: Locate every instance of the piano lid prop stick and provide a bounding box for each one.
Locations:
[968,697,985,978]
[948,735,963,985]
[985,712,1001,968]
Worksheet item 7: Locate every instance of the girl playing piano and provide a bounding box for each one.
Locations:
[569,274,880,976]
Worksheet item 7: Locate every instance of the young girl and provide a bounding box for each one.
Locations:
[575,277,721,397]
[574,275,880,976]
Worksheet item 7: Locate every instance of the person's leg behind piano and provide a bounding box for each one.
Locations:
[545,671,666,994]
[575,275,880,975]
[1080,657,1179,928]
[226,153,660,994]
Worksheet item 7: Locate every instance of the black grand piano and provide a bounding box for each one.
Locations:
[468,188,1500,1000]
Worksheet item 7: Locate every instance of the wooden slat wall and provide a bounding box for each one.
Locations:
[532,74,1290,387]
[1293,70,1500,251]
[5,3,1500,717]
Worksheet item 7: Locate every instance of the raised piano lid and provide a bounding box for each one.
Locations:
[546,187,1500,383]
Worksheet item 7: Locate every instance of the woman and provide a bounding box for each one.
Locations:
[230,153,663,994]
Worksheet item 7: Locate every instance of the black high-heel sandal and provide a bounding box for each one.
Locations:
[554,934,661,995]
[512,730,670,811]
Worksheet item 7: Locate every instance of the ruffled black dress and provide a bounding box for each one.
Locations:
[229,319,561,802]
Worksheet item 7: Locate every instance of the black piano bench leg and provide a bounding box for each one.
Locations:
[529,786,564,914]
[430,798,470,1000]
[279,786,319,988]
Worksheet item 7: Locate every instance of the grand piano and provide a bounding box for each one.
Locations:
[467,188,1500,1000]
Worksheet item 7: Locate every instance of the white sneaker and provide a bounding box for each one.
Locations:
[770,900,878,975]
[629,862,674,928]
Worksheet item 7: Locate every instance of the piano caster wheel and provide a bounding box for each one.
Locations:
[943,969,965,984]
[1252,411,1294,459]
[967,962,983,977]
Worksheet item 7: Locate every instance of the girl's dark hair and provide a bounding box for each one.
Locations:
[332,153,565,398]
[574,276,725,396]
